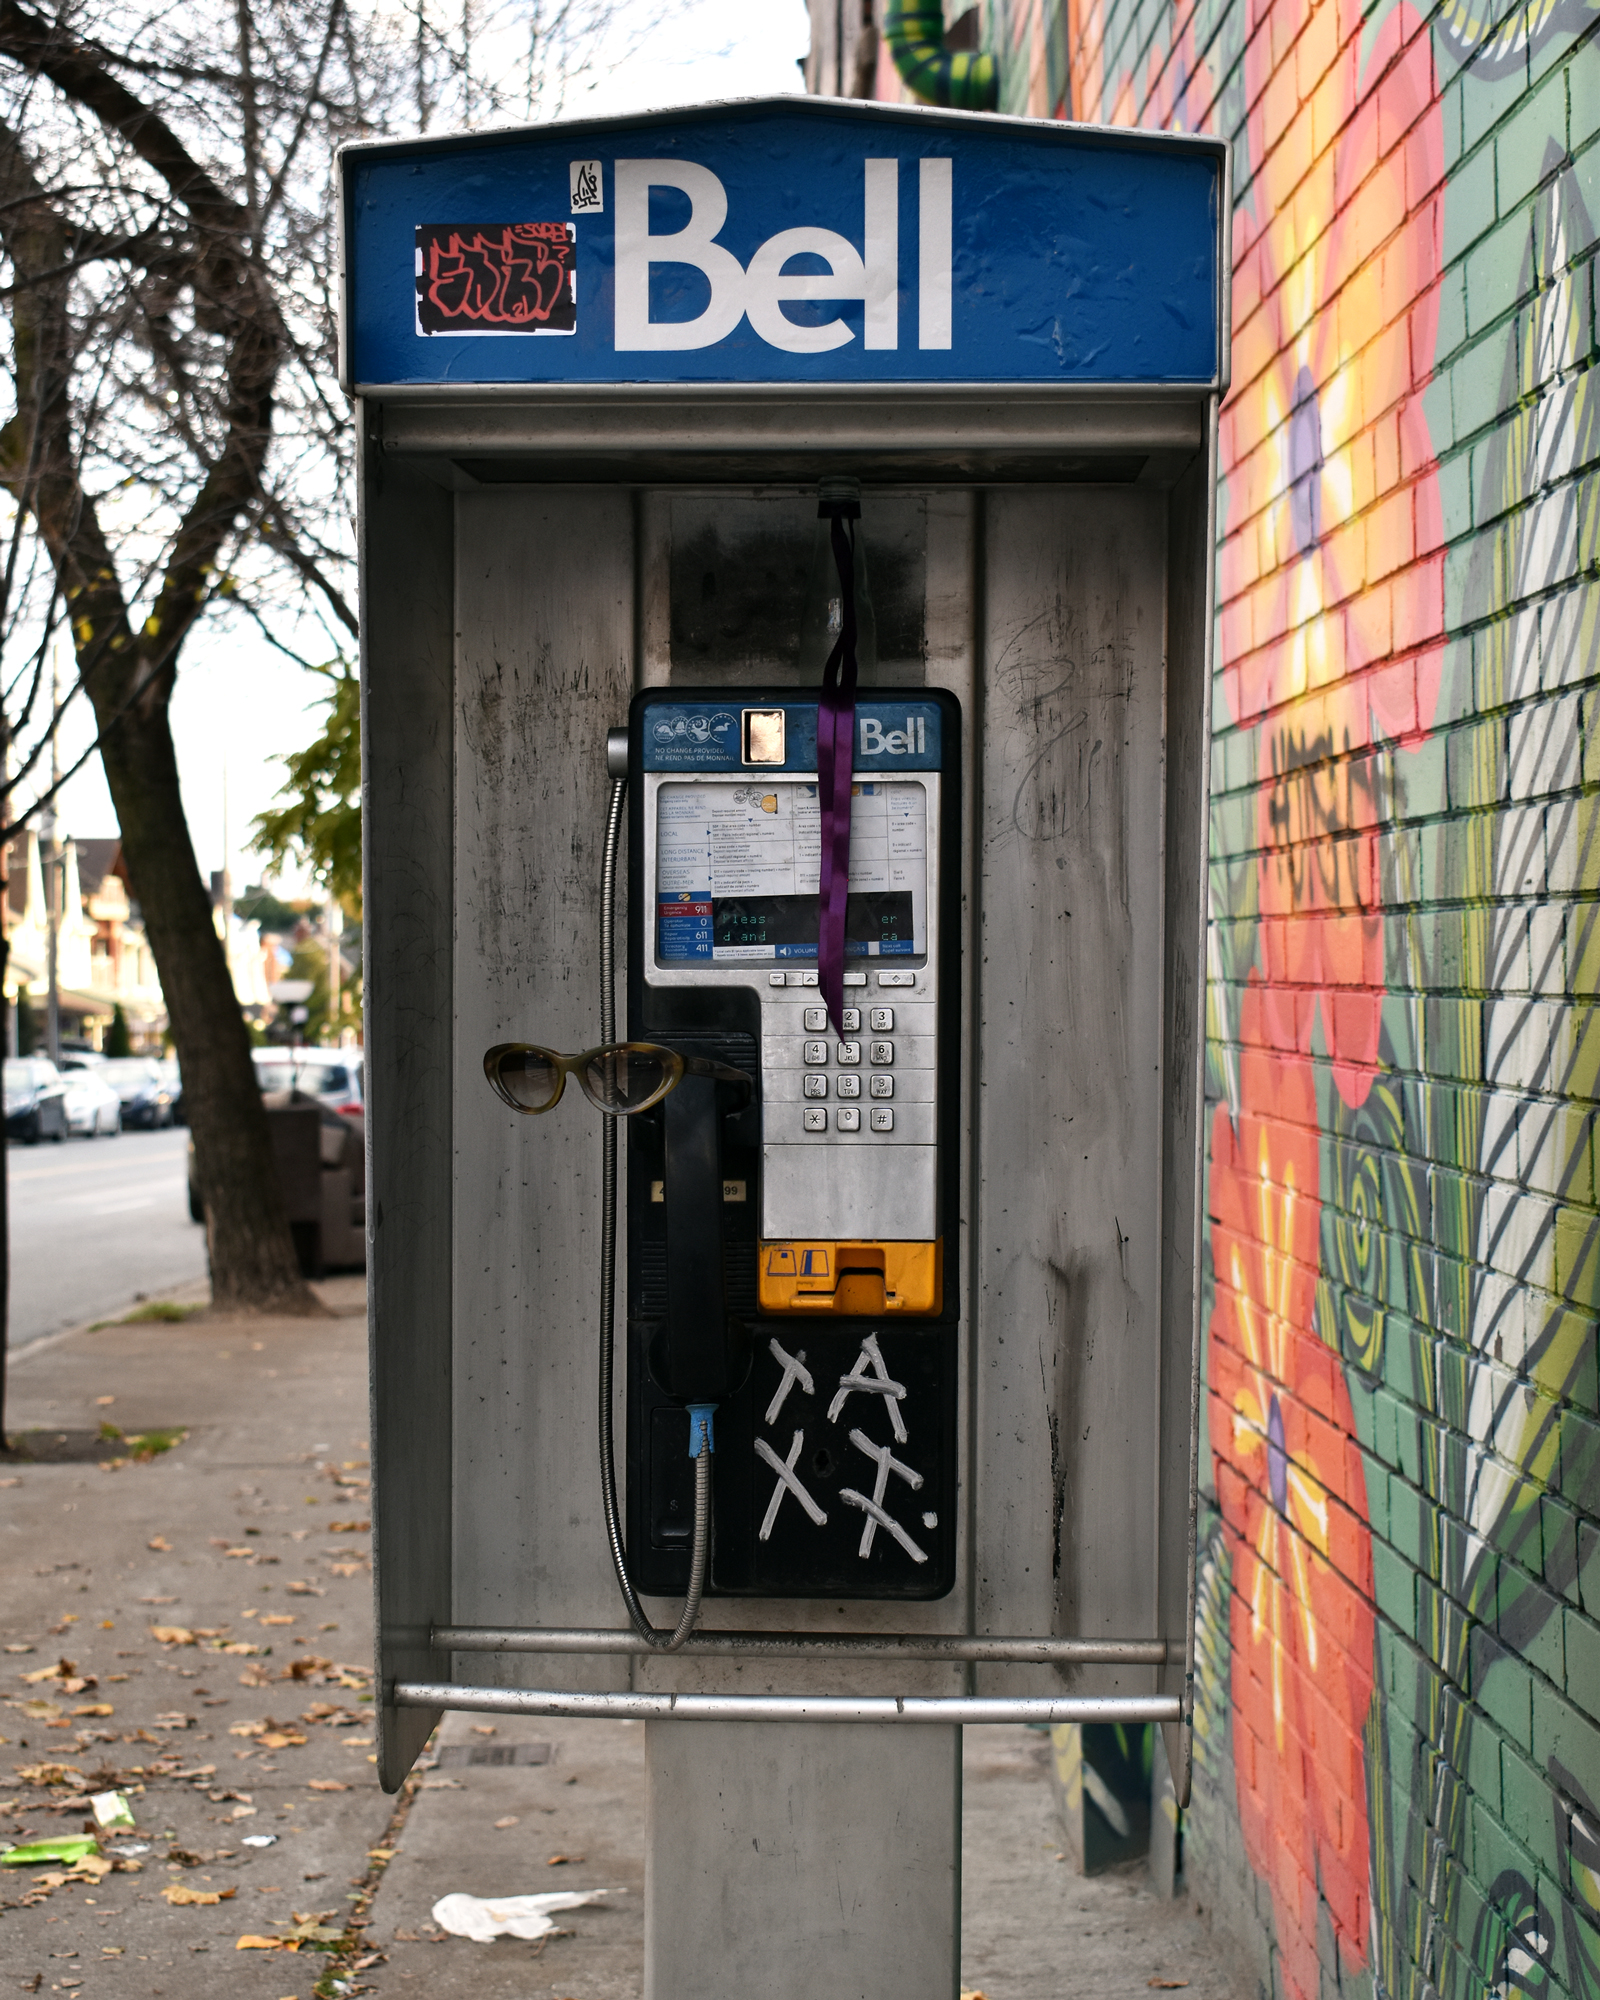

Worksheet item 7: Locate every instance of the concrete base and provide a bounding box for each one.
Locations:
[644,1720,961,2000]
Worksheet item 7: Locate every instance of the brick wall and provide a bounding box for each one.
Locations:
[841,1,1600,1993]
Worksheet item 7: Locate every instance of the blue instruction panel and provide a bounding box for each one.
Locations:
[341,98,1224,389]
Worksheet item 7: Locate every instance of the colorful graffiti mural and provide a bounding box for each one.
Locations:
[843,0,1600,1992]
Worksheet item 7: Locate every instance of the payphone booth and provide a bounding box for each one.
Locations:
[344,96,1226,1998]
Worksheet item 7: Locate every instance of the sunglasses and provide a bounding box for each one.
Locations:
[483,1041,752,1118]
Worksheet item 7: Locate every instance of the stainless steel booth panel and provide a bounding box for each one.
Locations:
[970,487,1169,1695]
[367,456,1210,1773]
[449,488,637,1691]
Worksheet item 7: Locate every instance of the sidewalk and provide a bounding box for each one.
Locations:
[1,1292,1246,1999]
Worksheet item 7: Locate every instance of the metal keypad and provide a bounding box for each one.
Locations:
[837,1073,861,1099]
[837,1041,861,1066]
[803,1007,828,1032]
[869,1007,893,1032]
[836,1106,860,1131]
[802,1073,828,1099]
[802,1039,828,1065]
[869,1074,894,1099]
[870,1039,893,1066]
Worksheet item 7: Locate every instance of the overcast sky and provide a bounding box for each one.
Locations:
[48,0,811,899]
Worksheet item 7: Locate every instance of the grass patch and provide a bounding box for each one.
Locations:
[2,1424,186,1465]
[119,1300,197,1324]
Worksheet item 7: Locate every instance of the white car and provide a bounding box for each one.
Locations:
[61,1065,122,1137]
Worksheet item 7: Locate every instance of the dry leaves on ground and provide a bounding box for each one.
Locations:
[162,1883,236,1906]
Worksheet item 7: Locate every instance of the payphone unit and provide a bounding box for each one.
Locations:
[625,684,961,1599]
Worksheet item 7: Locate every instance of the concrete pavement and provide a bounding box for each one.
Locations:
[1,1287,1247,1999]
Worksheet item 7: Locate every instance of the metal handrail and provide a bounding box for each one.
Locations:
[395,1680,1181,1727]
[433,1625,1170,1665]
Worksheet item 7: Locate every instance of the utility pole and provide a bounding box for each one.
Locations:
[42,654,60,1063]
[327,897,342,1043]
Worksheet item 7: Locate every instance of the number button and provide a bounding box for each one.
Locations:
[802,1107,827,1132]
[836,1073,861,1100]
[841,1007,861,1033]
[802,1073,829,1100]
[803,1006,828,1032]
[870,1039,893,1066]
[869,1007,893,1032]
[869,1073,894,1100]
[870,1106,893,1132]
[836,1106,860,1132]
[836,1040,861,1066]
[802,1039,829,1066]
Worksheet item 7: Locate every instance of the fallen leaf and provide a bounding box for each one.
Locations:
[329,1520,369,1533]
[13,1763,85,1787]
[285,1582,324,1597]
[149,1627,195,1646]
[546,1853,584,1865]
[306,1779,347,1792]
[162,1883,236,1905]
[493,1816,519,1829]
[1148,1984,1190,1991]
[147,1537,172,1552]
[3,1643,34,1654]
[367,1847,395,1861]
[71,1704,114,1718]
[259,1615,295,1627]
[229,1804,259,1819]
[258,1732,307,1750]
[96,1396,115,1406]
[235,1935,283,1950]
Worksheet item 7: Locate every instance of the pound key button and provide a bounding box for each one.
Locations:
[802,1073,828,1100]
[870,1106,894,1132]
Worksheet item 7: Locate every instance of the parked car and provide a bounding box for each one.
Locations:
[159,1057,185,1124]
[61,1066,122,1137]
[4,1057,69,1143]
[252,1047,364,1126]
[99,1056,174,1129]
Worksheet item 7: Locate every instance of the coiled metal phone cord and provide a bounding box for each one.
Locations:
[597,773,710,1653]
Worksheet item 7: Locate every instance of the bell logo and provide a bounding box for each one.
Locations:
[614,159,952,355]
[860,715,928,756]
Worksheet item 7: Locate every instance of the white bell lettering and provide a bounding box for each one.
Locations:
[614,159,746,351]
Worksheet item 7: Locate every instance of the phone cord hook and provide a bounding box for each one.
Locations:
[597,771,711,1653]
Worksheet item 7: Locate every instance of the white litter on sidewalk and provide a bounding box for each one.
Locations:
[431,1887,614,1942]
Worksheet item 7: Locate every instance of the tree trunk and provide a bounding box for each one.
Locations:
[97,698,313,1311]
[0,930,9,1443]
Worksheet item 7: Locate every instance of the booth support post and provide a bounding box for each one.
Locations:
[645,1723,960,1999]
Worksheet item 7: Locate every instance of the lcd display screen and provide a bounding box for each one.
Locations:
[656,780,928,963]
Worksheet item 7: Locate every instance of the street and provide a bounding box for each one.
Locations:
[7,1126,206,1346]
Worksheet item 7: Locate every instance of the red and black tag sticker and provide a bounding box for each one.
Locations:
[414,222,576,336]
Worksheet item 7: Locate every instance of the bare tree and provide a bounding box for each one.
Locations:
[0,0,385,1363]
[0,0,683,1434]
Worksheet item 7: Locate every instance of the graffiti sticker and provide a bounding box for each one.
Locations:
[414,222,576,337]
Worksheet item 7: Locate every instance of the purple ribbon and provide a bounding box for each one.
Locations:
[815,511,858,1037]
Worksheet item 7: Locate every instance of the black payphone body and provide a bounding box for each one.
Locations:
[625,686,962,1601]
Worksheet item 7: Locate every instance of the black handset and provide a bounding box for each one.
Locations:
[625,686,963,1602]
